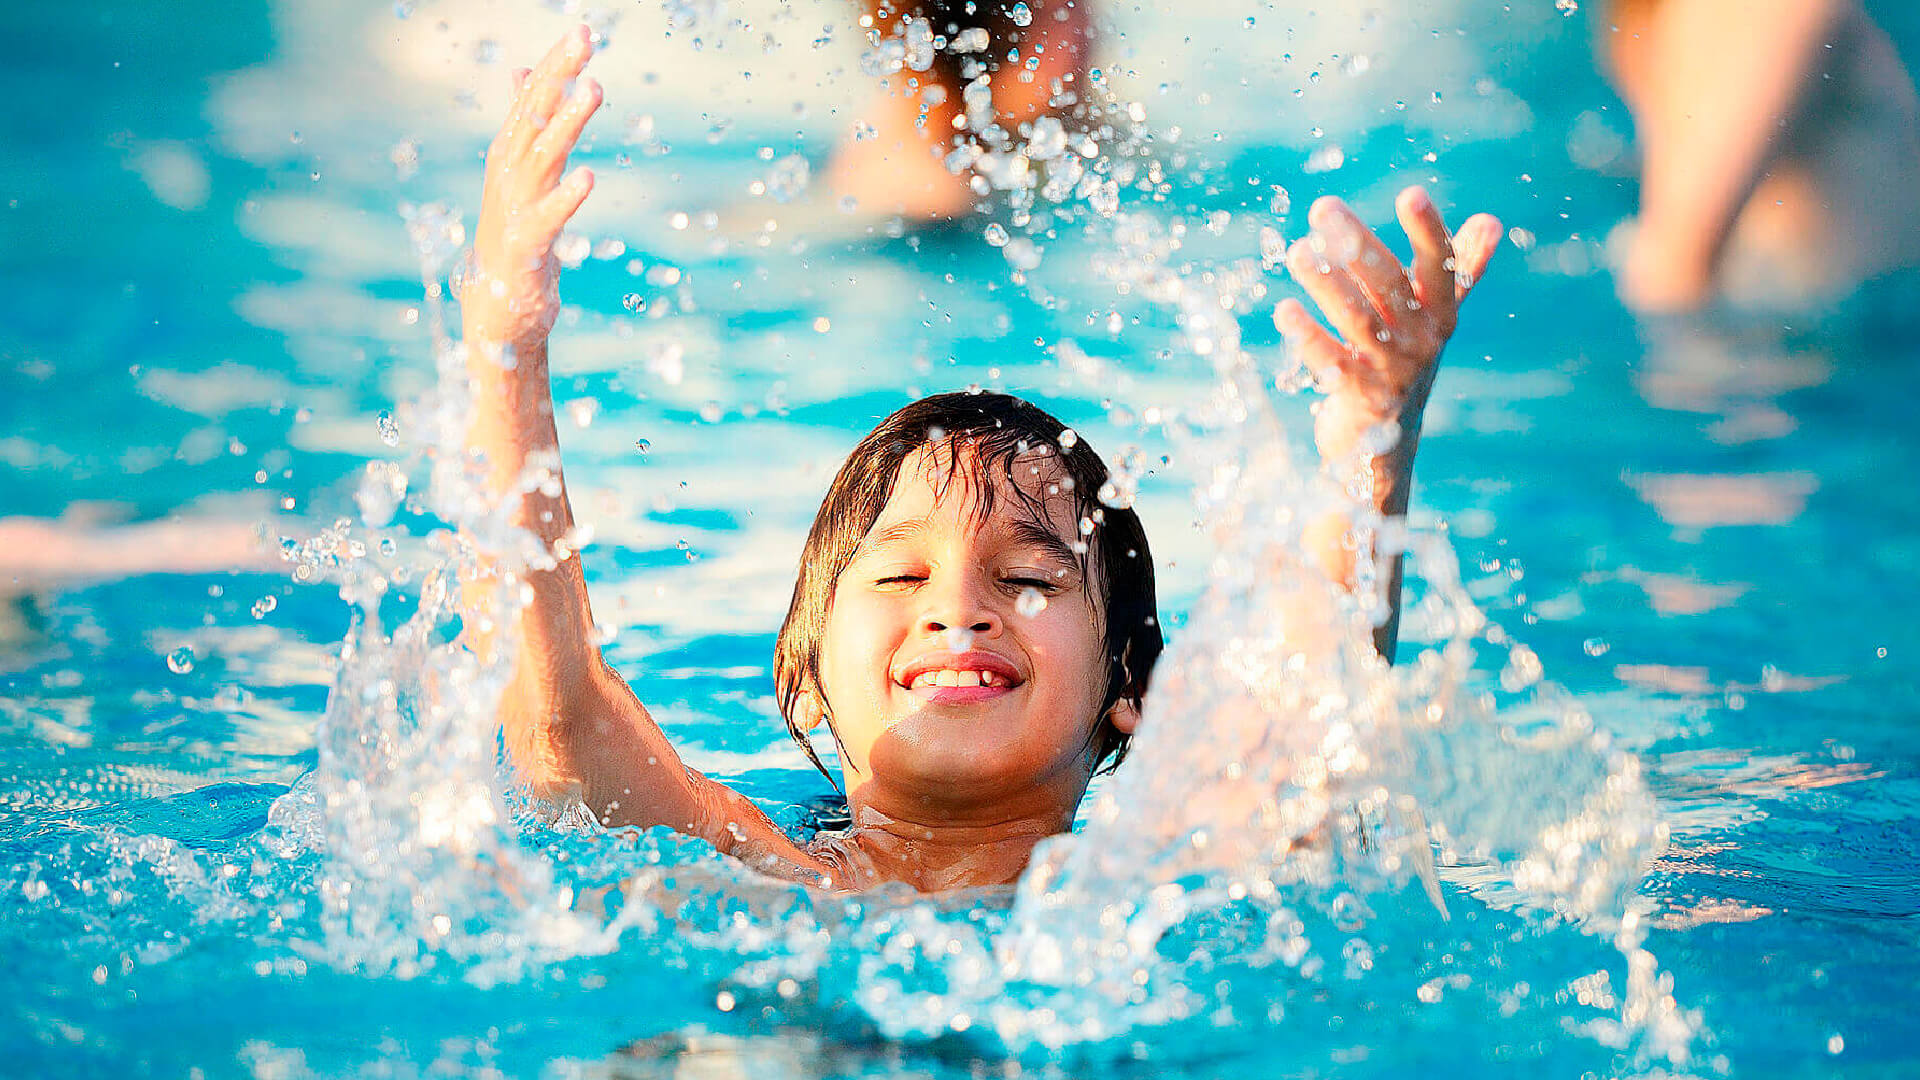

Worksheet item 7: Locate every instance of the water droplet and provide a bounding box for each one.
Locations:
[377,410,400,446]
[553,233,591,268]
[622,293,647,313]
[635,438,652,455]
[1499,645,1544,692]
[1016,588,1048,617]
[943,626,976,652]
[167,647,195,675]
[766,153,811,202]
[1259,226,1288,269]
[1009,2,1033,27]
[1555,0,1579,14]
[566,398,600,428]
[251,595,278,620]
[1304,145,1346,174]
[389,140,420,181]
[983,222,1011,247]
[1002,237,1042,271]
[1058,428,1078,449]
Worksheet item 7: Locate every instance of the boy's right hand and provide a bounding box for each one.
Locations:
[463,27,603,353]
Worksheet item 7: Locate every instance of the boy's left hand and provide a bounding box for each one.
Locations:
[1276,187,1501,488]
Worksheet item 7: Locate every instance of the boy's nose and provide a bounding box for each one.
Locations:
[922,613,999,638]
[919,582,1002,639]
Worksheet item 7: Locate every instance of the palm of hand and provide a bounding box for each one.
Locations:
[462,27,603,353]
[1276,189,1502,471]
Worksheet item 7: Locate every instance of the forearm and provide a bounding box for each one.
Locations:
[557,666,831,884]
[459,325,719,831]
[1308,430,1416,663]
[456,327,589,654]
[455,316,618,784]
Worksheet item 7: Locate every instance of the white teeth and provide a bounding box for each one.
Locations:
[909,668,1007,689]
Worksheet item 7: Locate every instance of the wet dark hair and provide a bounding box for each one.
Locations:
[773,391,1162,786]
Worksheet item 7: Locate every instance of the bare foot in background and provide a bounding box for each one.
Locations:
[1604,0,1920,311]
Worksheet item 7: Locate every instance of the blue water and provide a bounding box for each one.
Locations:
[4,1,1919,1076]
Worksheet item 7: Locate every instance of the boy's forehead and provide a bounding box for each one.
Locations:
[874,442,1076,533]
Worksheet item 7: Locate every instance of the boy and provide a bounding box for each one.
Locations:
[457,28,1501,892]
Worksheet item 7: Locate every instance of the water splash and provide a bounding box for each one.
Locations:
[255,201,626,984]
[225,11,1688,1068]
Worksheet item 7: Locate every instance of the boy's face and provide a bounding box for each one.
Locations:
[811,444,1134,820]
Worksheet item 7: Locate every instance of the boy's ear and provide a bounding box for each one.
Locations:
[1109,696,1141,736]
[793,686,828,733]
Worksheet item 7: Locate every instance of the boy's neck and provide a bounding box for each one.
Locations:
[830,798,1076,892]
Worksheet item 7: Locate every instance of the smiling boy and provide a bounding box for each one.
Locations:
[457,28,1501,892]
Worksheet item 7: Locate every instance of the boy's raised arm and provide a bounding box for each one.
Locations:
[457,29,824,883]
[1276,188,1501,661]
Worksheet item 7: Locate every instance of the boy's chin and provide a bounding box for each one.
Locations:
[865,714,1091,802]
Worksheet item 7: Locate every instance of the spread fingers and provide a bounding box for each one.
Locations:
[508,27,594,158]
[1310,197,1419,332]
[1275,299,1362,391]
[1287,239,1387,357]
[529,76,603,179]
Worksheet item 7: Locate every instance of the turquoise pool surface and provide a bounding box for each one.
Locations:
[3,1,1919,1076]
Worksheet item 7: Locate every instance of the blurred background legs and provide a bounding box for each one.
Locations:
[1603,0,1920,311]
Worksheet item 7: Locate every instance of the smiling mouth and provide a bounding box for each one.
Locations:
[896,652,1025,702]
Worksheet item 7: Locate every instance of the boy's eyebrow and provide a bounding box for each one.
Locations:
[1007,518,1080,570]
[857,517,930,555]
[855,516,1078,570]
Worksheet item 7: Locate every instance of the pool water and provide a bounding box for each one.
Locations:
[4,0,1919,1076]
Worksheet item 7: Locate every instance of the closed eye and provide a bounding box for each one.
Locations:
[875,574,926,586]
[1003,575,1061,592]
